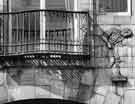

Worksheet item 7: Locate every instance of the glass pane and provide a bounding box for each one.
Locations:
[46,0,66,10]
[11,0,40,12]
[99,0,128,12]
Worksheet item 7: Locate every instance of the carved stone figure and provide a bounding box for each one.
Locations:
[102,28,133,49]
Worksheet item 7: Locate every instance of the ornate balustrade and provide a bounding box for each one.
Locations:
[0,9,91,68]
[0,9,90,56]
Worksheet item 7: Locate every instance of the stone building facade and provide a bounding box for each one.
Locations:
[0,0,135,104]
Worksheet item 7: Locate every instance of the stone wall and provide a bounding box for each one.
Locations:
[87,0,135,103]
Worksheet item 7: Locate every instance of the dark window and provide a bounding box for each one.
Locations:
[46,0,66,10]
[98,0,128,12]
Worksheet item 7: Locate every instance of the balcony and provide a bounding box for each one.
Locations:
[0,9,90,56]
[0,10,91,68]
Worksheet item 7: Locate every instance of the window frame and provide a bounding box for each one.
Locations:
[97,0,131,16]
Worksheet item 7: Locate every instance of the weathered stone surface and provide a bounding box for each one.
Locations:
[81,70,95,86]
[124,90,135,104]
[104,92,121,104]
[0,87,8,103]
[90,94,105,104]
[0,72,4,85]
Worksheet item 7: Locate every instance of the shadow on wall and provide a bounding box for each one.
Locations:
[76,27,114,103]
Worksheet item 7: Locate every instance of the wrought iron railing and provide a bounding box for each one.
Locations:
[0,9,90,56]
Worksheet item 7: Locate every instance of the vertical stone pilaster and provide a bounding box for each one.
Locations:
[40,0,46,51]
